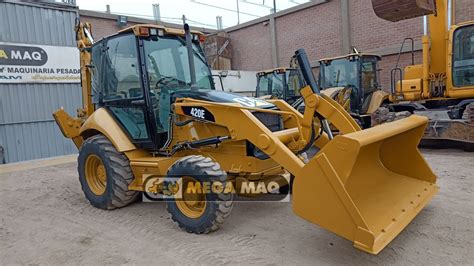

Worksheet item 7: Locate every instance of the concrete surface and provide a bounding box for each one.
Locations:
[0,149,472,264]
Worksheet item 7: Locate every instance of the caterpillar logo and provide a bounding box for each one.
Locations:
[232,96,272,107]
[0,44,48,66]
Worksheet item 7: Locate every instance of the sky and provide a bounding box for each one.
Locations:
[76,0,310,29]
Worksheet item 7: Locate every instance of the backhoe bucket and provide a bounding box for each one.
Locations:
[292,115,438,254]
[371,0,436,22]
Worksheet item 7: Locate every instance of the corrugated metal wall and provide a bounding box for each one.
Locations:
[0,1,81,163]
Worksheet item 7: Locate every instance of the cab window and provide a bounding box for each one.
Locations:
[361,59,378,92]
[102,34,142,100]
[453,25,474,87]
[257,74,271,96]
[286,70,302,97]
[91,34,150,142]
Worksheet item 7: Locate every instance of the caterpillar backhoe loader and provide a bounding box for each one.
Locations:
[372,0,474,149]
[256,67,304,105]
[53,20,438,254]
[256,52,391,128]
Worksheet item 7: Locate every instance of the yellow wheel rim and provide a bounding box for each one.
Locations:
[85,154,107,196]
[176,176,207,219]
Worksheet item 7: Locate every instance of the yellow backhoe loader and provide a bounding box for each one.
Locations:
[372,0,474,149]
[255,51,391,128]
[53,20,438,254]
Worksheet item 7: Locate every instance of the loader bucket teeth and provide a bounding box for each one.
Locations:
[371,0,436,22]
[292,115,438,254]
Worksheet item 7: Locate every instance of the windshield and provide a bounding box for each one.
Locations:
[143,36,213,134]
[320,58,358,89]
[257,72,284,98]
[257,69,301,99]
[452,25,474,87]
[286,69,302,97]
[143,36,214,91]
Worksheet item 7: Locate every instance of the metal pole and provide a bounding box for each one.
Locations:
[236,0,240,24]
[447,0,452,30]
[273,0,276,13]
[216,16,223,30]
[423,16,427,35]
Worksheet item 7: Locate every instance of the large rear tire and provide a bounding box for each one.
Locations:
[165,155,233,234]
[78,134,139,210]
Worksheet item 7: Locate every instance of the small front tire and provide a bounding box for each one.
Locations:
[165,155,234,234]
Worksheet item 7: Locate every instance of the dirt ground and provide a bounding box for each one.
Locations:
[1,149,473,264]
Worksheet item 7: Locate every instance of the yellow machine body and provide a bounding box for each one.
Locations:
[53,22,439,254]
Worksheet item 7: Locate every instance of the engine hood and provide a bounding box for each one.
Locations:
[172,89,275,109]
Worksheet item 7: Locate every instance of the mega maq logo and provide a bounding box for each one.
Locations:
[0,44,48,66]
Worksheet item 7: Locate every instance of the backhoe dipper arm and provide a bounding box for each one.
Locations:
[75,20,94,117]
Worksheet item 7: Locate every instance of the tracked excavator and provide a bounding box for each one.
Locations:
[372,0,474,149]
[53,19,438,254]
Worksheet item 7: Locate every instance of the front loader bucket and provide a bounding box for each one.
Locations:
[292,115,438,254]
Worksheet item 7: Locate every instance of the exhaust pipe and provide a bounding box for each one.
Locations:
[183,16,197,89]
[294,49,333,139]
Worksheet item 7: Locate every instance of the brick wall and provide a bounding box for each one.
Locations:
[228,23,273,71]
[80,15,138,41]
[349,0,423,52]
[275,0,342,67]
[455,0,474,24]
[226,0,474,90]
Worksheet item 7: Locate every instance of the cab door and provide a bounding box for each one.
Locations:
[359,57,379,114]
[92,33,156,150]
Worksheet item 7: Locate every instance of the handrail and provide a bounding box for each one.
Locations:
[394,37,415,69]
[390,67,403,97]
[390,38,415,99]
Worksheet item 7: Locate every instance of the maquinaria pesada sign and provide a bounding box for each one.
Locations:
[0,42,80,83]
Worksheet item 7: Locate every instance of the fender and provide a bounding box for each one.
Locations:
[366,90,389,114]
[80,108,136,152]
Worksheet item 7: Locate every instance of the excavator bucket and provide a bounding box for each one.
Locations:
[292,115,438,254]
[371,0,436,22]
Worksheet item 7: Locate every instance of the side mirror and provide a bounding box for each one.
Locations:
[212,74,224,91]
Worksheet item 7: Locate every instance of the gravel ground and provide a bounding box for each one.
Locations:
[0,149,473,264]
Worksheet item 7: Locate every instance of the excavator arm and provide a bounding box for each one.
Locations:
[52,19,94,148]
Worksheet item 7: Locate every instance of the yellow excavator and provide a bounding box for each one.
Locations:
[53,19,438,254]
[372,0,474,149]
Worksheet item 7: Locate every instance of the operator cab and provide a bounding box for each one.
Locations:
[318,53,381,114]
[256,68,305,105]
[90,25,214,150]
[452,23,474,88]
